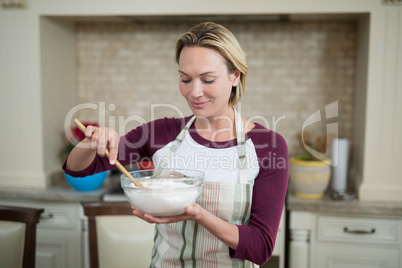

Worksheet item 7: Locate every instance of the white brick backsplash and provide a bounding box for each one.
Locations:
[75,21,356,155]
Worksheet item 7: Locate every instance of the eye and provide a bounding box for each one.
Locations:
[203,79,215,84]
[181,79,191,84]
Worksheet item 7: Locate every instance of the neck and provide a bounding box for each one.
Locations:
[194,108,236,142]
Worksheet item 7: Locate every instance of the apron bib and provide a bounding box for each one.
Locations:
[150,110,257,268]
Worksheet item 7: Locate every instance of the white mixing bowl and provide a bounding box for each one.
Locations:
[121,169,205,216]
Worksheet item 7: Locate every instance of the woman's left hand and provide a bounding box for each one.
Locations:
[132,203,203,224]
[133,203,239,250]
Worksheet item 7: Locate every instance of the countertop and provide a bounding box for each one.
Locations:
[0,172,122,203]
[287,191,402,217]
[2,173,402,217]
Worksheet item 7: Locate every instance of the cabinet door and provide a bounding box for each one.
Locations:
[272,208,285,268]
[36,238,67,268]
[0,200,82,268]
[314,243,399,268]
[35,202,82,268]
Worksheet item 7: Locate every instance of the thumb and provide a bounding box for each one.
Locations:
[185,205,196,215]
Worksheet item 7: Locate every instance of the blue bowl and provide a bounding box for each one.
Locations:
[64,172,107,191]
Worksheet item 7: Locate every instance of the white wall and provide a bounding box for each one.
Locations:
[0,11,45,188]
[359,8,402,201]
[351,14,369,192]
[40,17,76,178]
[0,0,401,201]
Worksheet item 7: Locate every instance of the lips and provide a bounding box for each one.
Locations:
[191,101,209,109]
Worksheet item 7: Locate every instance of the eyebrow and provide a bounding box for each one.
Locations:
[178,70,217,76]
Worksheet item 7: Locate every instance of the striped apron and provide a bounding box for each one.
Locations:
[150,110,257,268]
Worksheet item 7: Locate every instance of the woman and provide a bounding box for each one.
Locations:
[64,22,288,267]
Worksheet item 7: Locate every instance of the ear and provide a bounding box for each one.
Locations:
[231,70,241,87]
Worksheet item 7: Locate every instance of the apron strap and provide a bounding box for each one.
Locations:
[153,116,196,176]
[234,109,248,184]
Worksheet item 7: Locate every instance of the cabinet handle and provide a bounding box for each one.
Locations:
[343,227,375,234]
[40,213,54,220]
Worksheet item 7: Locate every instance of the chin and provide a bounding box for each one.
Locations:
[190,109,207,117]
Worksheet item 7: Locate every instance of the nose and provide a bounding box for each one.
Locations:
[189,81,204,99]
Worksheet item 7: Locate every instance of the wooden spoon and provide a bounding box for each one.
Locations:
[73,118,143,188]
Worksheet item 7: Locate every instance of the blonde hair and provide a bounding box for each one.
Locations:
[175,22,248,107]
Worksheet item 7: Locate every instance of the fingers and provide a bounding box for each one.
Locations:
[132,208,155,223]
[84,125,119,165]
[85,125,96,139]
[107,131,119,165]
[132,207,179,224]
[132,205,202,224]
[132,208,144,218]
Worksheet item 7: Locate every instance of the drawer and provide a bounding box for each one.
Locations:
[316,215,400,244]
[313,242,400,268]
[0,200,79,231]
[36,202,79,230]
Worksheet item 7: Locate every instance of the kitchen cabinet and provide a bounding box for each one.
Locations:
[314,241,399,268]
[312,215,400,268]
[1,197,284,268]
[271,208,285,268]
[0,200,83,268]
[287,194,402,268]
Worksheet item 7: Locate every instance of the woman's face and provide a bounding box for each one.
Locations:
[178,46,240,119]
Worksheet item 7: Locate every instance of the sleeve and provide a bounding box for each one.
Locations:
[229,131,289,265]
[62,122,153,177]
[62,117,189,177]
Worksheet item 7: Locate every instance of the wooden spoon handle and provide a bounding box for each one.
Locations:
[73,118,143,188]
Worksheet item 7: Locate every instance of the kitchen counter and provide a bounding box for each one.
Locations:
[3,172,401,216]
[0,172,121,202]
[287,191,402,217]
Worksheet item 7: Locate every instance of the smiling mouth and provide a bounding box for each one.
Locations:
[191,101,209,108]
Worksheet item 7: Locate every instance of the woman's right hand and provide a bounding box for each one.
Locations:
[66,125,119,171]
[83,125,120,165]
